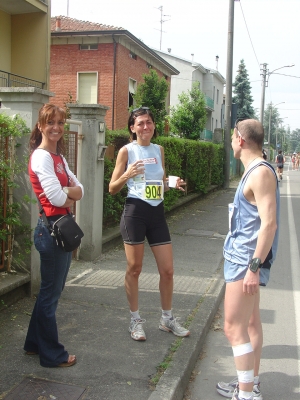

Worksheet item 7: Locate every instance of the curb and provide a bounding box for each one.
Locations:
[148,259,225,400]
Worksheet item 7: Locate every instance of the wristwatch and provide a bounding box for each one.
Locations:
[249,258,261,273]
[63,187,69,195]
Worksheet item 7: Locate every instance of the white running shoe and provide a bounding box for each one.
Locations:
[128,319,146,341]
[216,378,263,400]
[159,316,190,337]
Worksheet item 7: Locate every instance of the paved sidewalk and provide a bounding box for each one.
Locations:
[0,187,236,400]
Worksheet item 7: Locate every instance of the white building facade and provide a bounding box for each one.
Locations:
[154,50,226,140]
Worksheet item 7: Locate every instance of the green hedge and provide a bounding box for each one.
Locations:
[103,130,224,227]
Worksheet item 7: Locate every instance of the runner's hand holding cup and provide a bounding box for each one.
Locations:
[168,175,186,191]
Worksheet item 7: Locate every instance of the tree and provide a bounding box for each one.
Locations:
[285,125,292,153]
[133,69,169,134]
[233,59,255,119]
[263,103,283,149]
[169,82,207,140]
[290,128,300,153]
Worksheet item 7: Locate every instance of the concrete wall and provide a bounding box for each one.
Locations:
[11,12,50,88]
[203,72,224,131]
[0,1,50,89]
[0,10,11,71]
[67,104,109,261]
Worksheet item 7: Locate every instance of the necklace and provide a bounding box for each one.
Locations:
[246,156,261,170]
[38,146,58,155]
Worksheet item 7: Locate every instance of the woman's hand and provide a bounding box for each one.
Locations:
[109,148,144,195]
[39,190,75,208]
[175,177,186,192]
[125,160,145,179]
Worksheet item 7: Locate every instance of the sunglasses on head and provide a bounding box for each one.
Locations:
[234,118,249,142]
[131,106,150,114]
[234,117,249,129]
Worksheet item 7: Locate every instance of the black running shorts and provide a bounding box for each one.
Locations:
[120,198,171,246]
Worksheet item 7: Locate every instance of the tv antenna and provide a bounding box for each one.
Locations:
[155,6,171,50]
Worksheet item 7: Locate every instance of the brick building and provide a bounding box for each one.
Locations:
[50,16,178,130]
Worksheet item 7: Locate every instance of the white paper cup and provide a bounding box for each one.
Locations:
[168,175,179,188]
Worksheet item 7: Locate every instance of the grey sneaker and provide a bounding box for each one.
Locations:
[129,319,146,341]
[216,379,262,400]
[216,377,238,398]
[159,316,190,337]
[231,386,244,400]
[252,383,263,400]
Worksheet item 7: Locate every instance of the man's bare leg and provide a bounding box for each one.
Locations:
[224,280,260,394]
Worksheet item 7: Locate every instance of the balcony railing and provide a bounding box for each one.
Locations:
[200,129,213,141]
[204,95,214,111]
[0,70,45,89]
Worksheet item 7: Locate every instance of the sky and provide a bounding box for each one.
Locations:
[51,0,300,132]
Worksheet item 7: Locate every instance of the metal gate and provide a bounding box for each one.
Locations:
[64,130,78,215]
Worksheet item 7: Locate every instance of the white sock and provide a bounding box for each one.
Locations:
[130,310,140,321]
[254,375,259,385]
[239,390,253,399]
[161,309,172,319]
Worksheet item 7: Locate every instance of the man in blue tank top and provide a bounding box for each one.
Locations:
[216,119,279,400]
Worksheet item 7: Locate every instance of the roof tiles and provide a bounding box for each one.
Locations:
[51,16,124,32]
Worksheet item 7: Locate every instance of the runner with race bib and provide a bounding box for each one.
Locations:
[109,107,189,342]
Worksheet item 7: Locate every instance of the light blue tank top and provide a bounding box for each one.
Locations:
[125,142,164,206]
[223,161,280,269]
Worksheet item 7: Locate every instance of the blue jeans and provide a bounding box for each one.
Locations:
[24,218,72,367]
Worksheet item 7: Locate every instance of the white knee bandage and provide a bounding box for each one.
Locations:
[232,342,253,357]
[237,369,254,383]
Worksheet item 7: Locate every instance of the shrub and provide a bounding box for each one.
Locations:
[0,113,31,271]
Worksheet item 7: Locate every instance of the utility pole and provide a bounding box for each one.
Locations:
[260,63,268,125]
[224,0,235,189]
[157,6,170,50]
[260,63,294,126]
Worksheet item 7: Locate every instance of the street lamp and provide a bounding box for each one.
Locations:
[268,102,284,159]
[260,64,294,124]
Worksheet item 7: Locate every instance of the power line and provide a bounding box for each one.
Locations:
[238,1,260,69]
[272,73,300,79]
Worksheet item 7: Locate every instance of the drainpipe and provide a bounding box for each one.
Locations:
[112,36,117,130]
[66,119,83,260]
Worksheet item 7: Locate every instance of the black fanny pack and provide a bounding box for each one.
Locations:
[50,214,84,252]
[40,210,84,252]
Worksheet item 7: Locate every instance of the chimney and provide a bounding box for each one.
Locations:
[191,53,194,63]
[167,48,171,53]
[216,55,219,71]
[55,17,61,32]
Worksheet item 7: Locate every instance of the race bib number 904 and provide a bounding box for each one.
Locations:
[142,180,164,200]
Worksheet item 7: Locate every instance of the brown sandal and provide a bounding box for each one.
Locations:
[25,351,39,355]
[57,355,76,367]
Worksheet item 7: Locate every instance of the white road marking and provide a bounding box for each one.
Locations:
[286,175,300,393]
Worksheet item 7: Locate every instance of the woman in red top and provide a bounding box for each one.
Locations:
[24,104,83,367]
